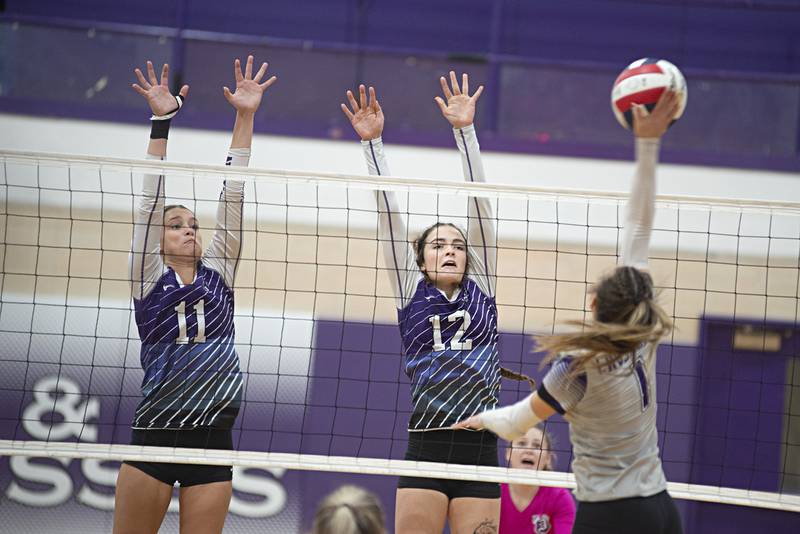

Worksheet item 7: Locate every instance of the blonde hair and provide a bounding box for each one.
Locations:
[539,266,672,375]
[312,485,386,534]
[507,423,557,471]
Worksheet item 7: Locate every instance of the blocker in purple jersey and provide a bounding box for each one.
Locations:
[132,262,242,430]
[611,58,687,129]
[399,277,500,430]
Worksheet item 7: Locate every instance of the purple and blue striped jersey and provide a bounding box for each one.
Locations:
[132,262,241,429]
[399,277,500,429]
[363,125,500,430]
[129,150,248,430]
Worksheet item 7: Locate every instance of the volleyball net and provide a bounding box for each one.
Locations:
[1,149,799,516]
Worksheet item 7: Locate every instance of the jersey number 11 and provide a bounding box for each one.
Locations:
[174,300,206,344]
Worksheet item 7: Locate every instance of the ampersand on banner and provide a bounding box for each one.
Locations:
[21,376,100,442]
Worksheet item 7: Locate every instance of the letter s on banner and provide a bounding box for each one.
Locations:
[229,467,287,518]
[7,457,73,507]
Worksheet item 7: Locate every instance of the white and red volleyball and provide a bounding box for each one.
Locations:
[611,58,687,129]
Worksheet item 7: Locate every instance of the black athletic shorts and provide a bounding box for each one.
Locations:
[573,490,683,534]
[124,427,233,488]
[397,429,500,500]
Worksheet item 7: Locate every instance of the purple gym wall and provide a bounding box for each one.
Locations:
[1,0,799,171]
[2,317,799,532]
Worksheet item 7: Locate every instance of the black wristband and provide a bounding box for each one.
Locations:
[150,118,172,139]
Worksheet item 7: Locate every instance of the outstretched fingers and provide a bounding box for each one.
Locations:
[178,84,190,98]
[368,86,381,112]
[134,68,151,90]
[439,76,453,101]
[656,90,679,120]
[253,61,277,91]
[340,102,355,121]
[471,84,484,102]
[253,61,268,83]
[260,75,277,91]
[244,55,254,80]
[131,83,148,96]
[632,103,649,123]
[234,58,243,84]
[160,63,169,87]
[449,70,461,95]
[346,89,360,113]
[146,61,158,86]
[358,84,367,111]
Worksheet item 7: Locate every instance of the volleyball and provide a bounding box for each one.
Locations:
[611,58,687,129]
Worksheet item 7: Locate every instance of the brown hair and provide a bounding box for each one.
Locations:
[312,485,386,534]
[164,204,191,216]
[413,222,469,283]
[538,266,672,375]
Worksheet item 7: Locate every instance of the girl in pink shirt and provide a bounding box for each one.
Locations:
[501,425,576,534]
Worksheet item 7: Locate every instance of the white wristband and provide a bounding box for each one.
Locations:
[479,394,540,441]
[150,95,184,121]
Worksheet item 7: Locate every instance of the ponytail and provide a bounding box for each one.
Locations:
[539,266,672,375]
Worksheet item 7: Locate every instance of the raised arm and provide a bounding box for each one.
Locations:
[203,55,277,287]
[436,72,496,296]
[620,90,680,269]
[341,85,418,308]
[129,61,189,300]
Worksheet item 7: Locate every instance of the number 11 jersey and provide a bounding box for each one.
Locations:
[132,263,242,430]
[129,152,247,431]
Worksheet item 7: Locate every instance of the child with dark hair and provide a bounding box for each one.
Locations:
[456,91,684,534]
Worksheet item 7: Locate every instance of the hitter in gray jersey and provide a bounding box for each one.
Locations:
[456,90,684,534]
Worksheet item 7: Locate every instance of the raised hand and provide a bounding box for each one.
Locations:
[132,61,189,116]
[632,90,680,139]
[435,71,484,129]
[223,55,277,115]
[340,84,384,141]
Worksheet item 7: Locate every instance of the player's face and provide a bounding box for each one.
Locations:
[507,427,551,471]
[162,208,202,261]
[421,225,467,290]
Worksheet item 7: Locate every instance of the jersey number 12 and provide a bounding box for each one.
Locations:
[429,310,472,351]
[174,300,206,344]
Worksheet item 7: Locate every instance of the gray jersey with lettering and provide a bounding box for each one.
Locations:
[537,138,667,502]
[540,344,666,502]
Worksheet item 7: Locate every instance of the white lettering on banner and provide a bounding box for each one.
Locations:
[6,374,289,519]
[22,376,100,442]
[77,459,119,510]
[230,467,288,518]
[7,456,73,507]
